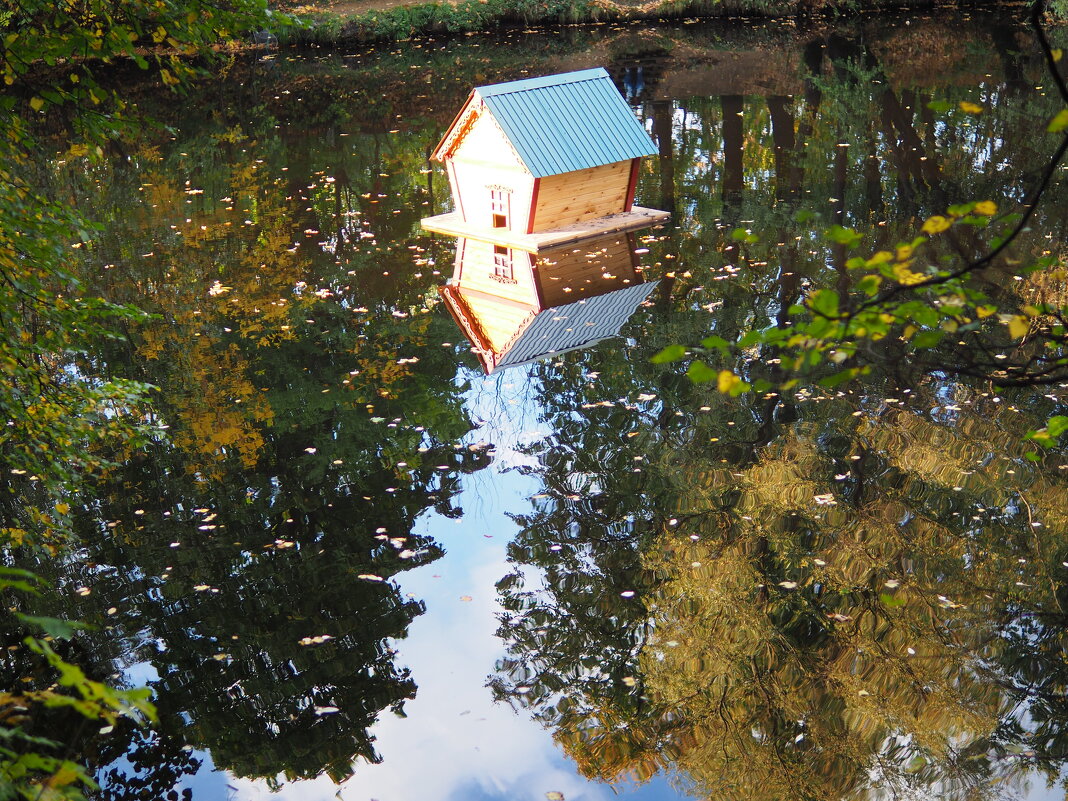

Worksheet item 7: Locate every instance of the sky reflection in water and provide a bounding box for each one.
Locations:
[19,8,1068,800]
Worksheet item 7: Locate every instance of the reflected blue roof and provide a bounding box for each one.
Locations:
[476,68,656,178]
[496,281,659,370]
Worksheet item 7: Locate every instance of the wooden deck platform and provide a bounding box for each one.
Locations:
[420,207,670,252]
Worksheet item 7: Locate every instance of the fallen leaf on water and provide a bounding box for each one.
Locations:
[459,595,473,602]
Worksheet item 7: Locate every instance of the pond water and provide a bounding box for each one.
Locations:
[12,8,1068,801]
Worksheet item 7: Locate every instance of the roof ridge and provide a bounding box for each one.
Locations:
[475,67,609,99]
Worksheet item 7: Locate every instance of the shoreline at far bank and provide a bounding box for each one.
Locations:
[272,0,1039,46]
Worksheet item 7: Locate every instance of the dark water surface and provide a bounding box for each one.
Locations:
[16,8,1068,800]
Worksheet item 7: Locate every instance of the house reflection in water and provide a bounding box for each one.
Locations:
[438,233,658,374]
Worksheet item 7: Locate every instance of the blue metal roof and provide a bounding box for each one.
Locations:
[475,68,656,178]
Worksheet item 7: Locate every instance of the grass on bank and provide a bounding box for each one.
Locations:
[277,0,994,45]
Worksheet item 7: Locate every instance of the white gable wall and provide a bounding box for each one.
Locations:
[448,110,535,233]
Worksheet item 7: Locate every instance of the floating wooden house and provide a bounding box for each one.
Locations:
[421,68,669,251]
[438,233,659,373]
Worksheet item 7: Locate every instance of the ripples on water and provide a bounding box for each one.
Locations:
[5,8,1068,800]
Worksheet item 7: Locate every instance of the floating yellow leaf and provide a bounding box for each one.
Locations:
[959,101,984,114]
[29,96,44,111]
[973,200,997,216]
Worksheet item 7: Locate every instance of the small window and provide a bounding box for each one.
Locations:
[490,189,510,229]
[493,245,512,279]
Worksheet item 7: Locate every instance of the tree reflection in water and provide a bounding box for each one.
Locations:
[2,6,1065,798]
[494,354,1068,799]
[492,11,1068,799]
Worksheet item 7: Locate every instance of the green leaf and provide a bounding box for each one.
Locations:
[856,274,882,297]
[1046,415,1068,439]
[880,593,906,608]
[699,334,729,354]
[911,329,945,349]
[0,567,42,595]
[818,369,859,389]
[809,290,839,318]
[651,344,687,364]
[926,100,953,113]
[824,225,862,249]
[686,360,718,383]
[15,614,90,641]
[736,330,764,349]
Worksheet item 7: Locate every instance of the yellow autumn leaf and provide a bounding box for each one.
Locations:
[921,215,951,235]
[2,528,27,546]
[29,96,44,111]
[973,200,997,215]
[1049,109,1068,134]
[717,370,741,394]
[46,763,81,789]
[55,503,69,515]
[959,101,984,114]
[1008,315,1030,339]
[892,262,927,286]
[976,305,996,318]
